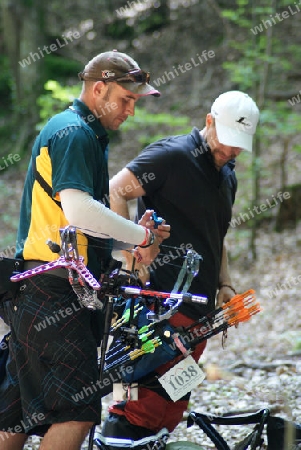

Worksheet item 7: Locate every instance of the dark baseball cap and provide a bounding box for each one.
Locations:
[78,50,161,97]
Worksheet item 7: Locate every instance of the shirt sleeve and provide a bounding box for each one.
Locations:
[50,126,100,197]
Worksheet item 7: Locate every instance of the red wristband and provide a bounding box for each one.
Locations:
[138,228,150,247]
[139,230,155,248]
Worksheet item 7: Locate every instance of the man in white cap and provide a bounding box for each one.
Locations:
[99,91,260,449]
[0,50,169,450]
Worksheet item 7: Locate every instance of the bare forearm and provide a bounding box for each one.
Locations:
[109,187,131,219]
[110,168,146,220]
[219,243,232,286]
[216,243,236,307]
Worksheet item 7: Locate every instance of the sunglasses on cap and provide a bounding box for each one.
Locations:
[78,69,150,85]
[116,69,150,84]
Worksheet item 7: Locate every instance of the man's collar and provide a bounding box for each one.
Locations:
[191,127,210,156]
[72,99,108,141]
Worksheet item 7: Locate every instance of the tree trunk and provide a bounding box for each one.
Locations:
[249,0,275,261]
[280,138,289,189]
[1,0,45,155]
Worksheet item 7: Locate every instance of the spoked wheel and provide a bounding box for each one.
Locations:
[166,441,205,450]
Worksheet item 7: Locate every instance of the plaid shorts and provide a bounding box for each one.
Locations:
[0,274,103,435]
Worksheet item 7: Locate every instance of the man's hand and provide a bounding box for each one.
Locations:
[134,234,160,266]
[138,209,170,243]
[216,284,236,308]
[133,210,170,266]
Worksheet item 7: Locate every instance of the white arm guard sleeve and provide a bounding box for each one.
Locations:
[60,188,146,245]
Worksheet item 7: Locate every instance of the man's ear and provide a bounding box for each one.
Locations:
[93,81,107,98]
[206,113,213,127]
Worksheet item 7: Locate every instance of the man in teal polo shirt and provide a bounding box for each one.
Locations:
[0,50,169,450]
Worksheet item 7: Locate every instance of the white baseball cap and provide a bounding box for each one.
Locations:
[211,91,259,152]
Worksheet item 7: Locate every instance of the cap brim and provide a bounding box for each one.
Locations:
[117,81,161,97]
[215,121,253,152]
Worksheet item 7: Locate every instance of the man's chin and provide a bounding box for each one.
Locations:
[112,118,126,130]
[105,122,122,131]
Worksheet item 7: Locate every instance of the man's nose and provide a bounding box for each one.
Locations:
[222,145,242,157]
[125,100,135,116]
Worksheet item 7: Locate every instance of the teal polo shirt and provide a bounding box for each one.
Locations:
[16,99,113,278]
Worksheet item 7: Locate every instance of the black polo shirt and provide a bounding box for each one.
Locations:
[127,127,237,318]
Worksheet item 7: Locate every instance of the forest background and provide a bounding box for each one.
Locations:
[0,0,300,255]
[0,1,301,447]
[0,0,301,255]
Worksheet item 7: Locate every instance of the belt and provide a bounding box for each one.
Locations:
[23,260,69,279]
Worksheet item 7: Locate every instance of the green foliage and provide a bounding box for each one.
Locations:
[44,55,83,80]
[260,102,301,152]
[120,107,189,130]
[104,1,169,38]
[120,107,191,147]
[104,21,135,40]
[223,4,289,82]
[37,80,80,129]
[222,0,301,99]
[221,0,301,209]
[135,8,169,33]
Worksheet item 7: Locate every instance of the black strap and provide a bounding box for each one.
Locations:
[32,157,62,209]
